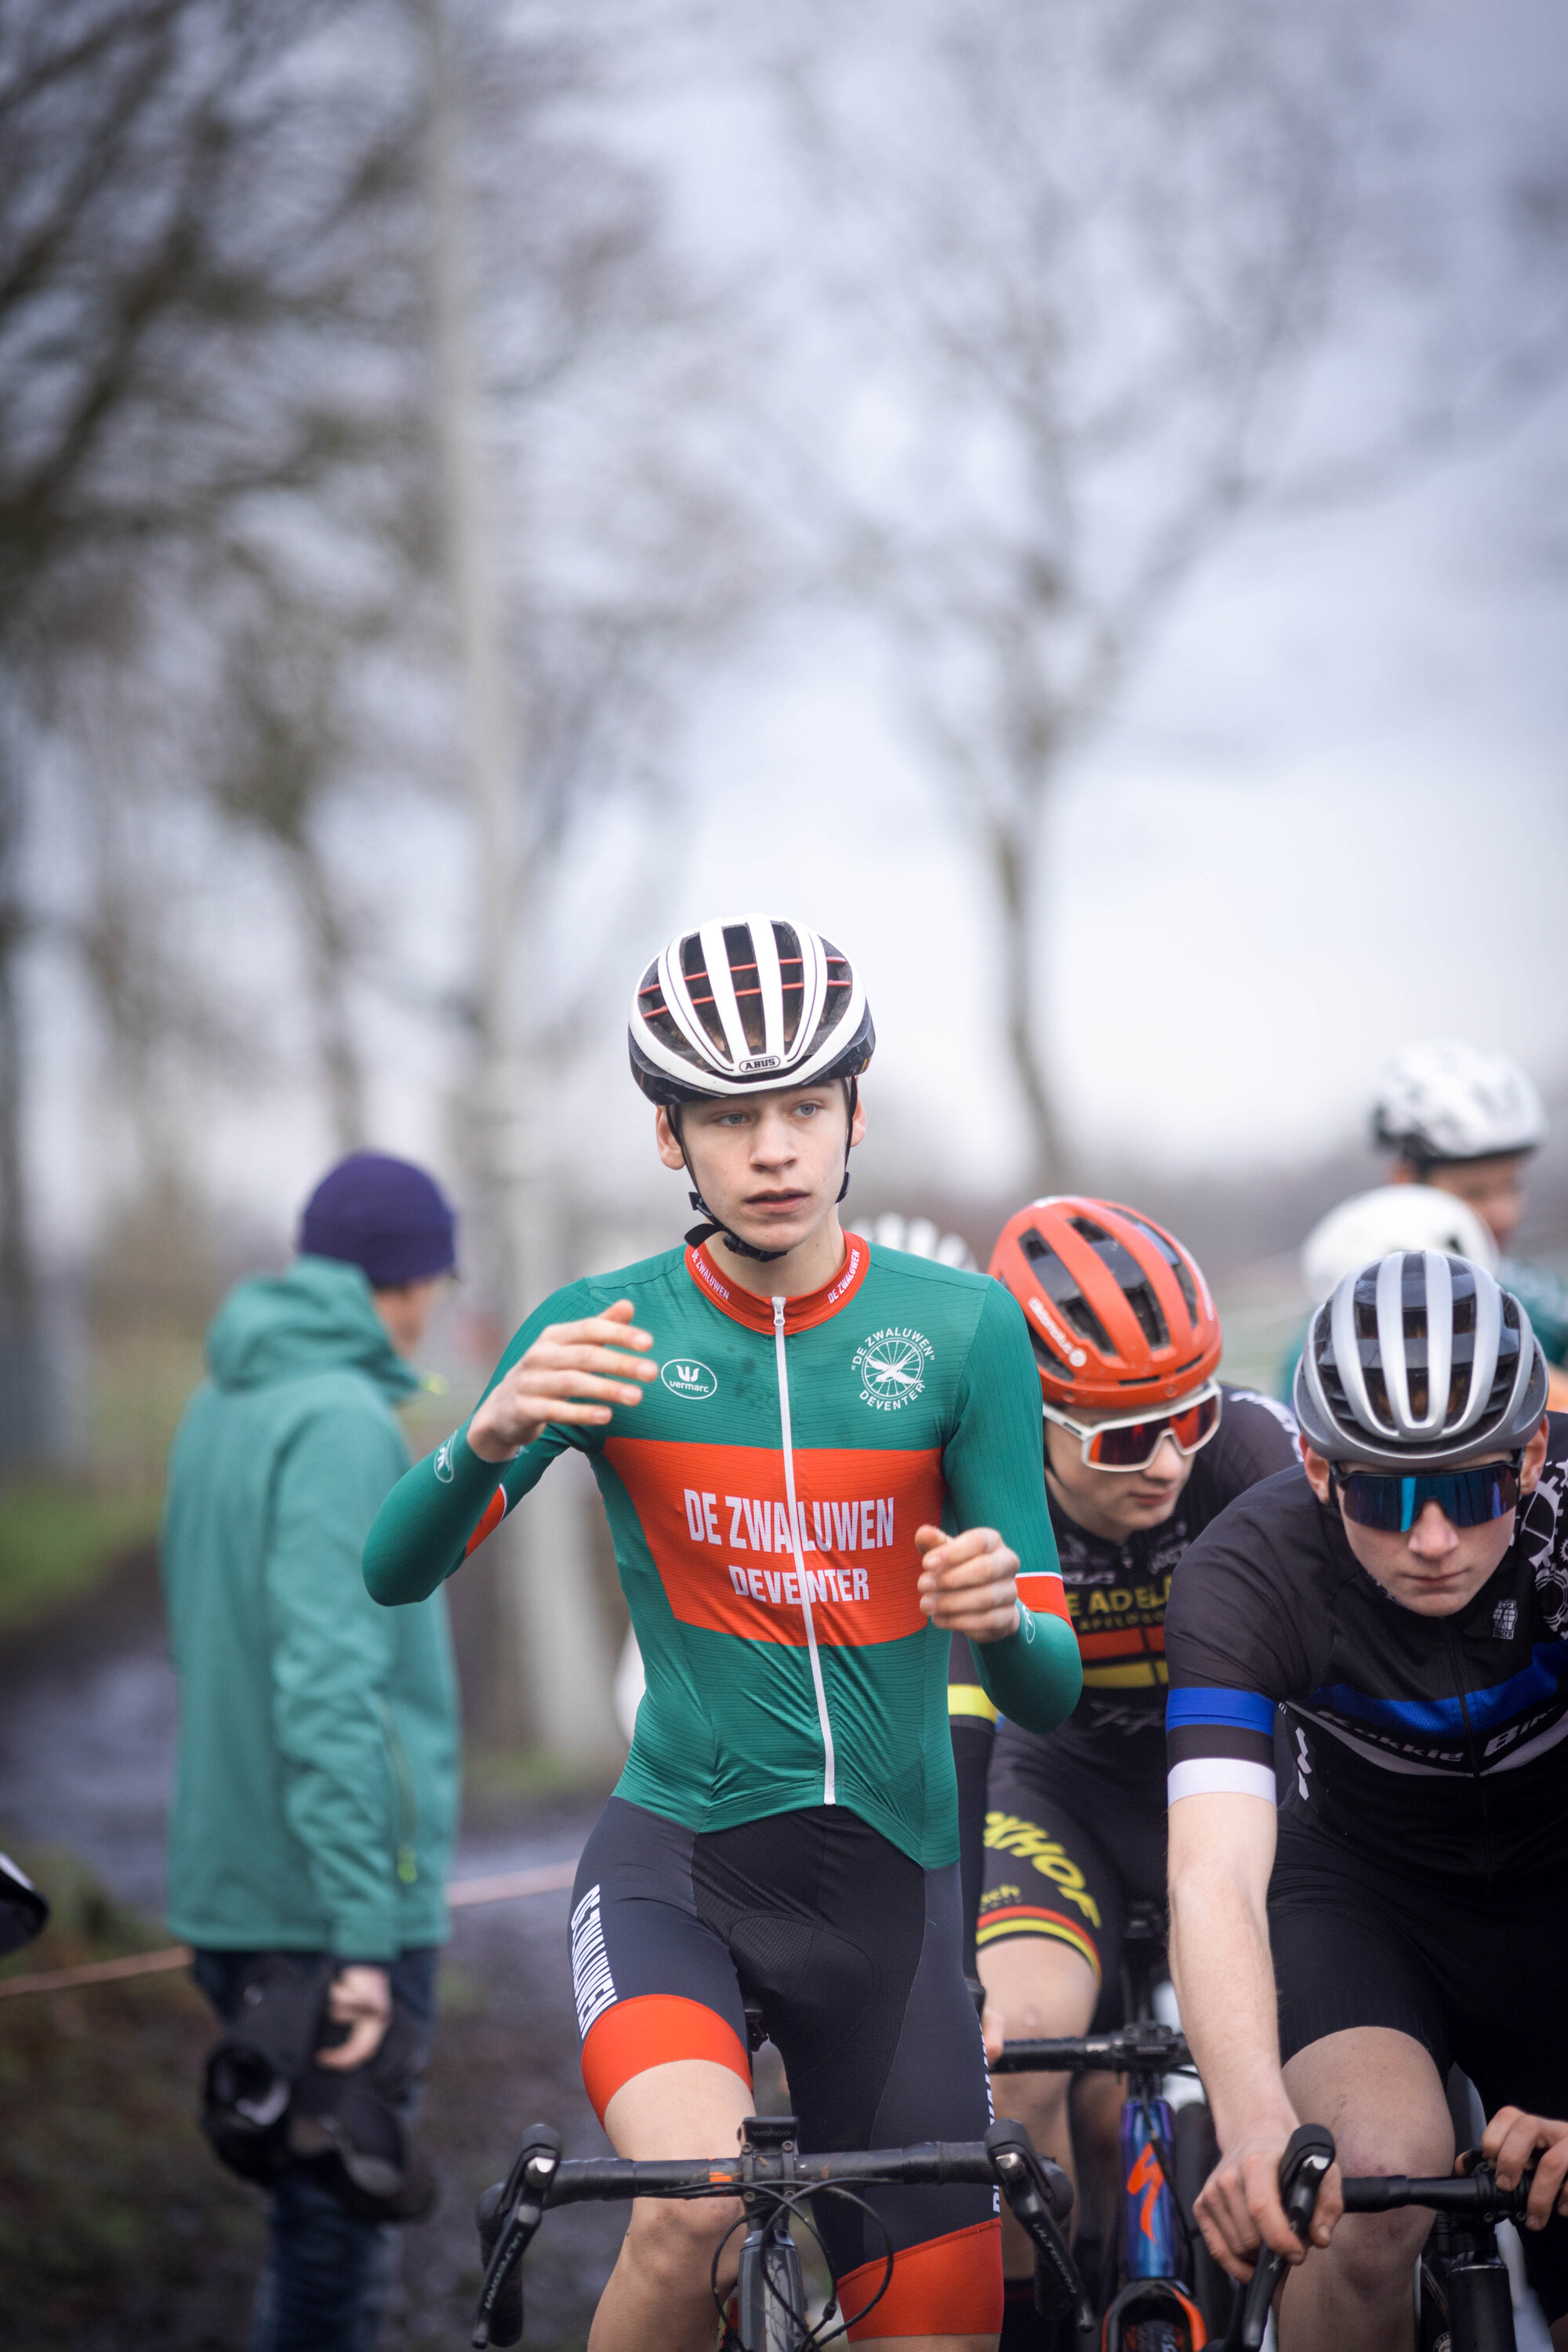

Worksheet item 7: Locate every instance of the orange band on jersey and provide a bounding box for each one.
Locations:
[1015,1570,1073,1624]
[601,1436,945,1649]
[463,1485,507,1558]
[974,1905,1102,1979]
[1078,1625,1166,1660]
[579,1994,752,2123]
[837,2216,1002,2339]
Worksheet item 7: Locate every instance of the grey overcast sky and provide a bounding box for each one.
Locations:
[31,0,1568,1252]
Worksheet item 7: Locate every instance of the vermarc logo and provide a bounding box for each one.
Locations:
[852,1325,932,1411]
[662,1357,717,1400]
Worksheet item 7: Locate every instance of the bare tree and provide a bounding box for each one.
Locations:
[764,0,1567,1185]
[0,0,431,1381]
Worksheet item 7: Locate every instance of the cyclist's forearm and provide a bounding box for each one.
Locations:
[971,1607,1082,1734]
[1168,1809,1294,2145]
[363,1421,523,1606]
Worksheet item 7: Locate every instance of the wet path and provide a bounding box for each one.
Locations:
[0,1563,626,2349]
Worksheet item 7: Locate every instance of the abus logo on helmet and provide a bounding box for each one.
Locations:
[853,1326,932,1411]
[662,1358,717,1400]
[739,1053,782,1074]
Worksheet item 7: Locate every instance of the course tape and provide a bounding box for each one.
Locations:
[0,1858,579,2000]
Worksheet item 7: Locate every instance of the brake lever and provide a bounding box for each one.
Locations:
[472,2125,563,2348]
[986,2117,1094,2342]
[1229,2123,1335,2352]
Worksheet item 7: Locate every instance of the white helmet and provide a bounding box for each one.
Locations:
[868,1213,977,1271]
[1301,1185,1498,1303]
[629,913,874,1104]
[1372,1042,1547,1167]
[1295,1250,1546,1471]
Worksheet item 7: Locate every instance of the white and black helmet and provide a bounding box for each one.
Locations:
[1372,1042,1548,1167]
[629,914,874,1106]
[1294,1250,1548,1472]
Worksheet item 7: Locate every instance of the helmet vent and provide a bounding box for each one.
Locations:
[1119,1210,1200,1323]
[678,936,729,1058]
[800,940,853,1064]
[775,921,804,1054]
[1029,1328,1073,1384]
[637,966,705,1070]
[721,924,768,1055]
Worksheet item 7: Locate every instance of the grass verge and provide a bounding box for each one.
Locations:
[0,1483,162,1636]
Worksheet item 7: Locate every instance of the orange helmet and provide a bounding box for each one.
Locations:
[989,1197,1221,1410]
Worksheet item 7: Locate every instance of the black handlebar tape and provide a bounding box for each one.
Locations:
[472,2126,564,2349]
[1232,2123,1336,2352]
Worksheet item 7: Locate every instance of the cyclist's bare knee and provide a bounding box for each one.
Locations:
[622,2188,743,2292]
[979,1935,1099,2044]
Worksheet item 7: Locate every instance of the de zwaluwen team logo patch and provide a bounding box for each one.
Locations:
[852,1327,932,1410]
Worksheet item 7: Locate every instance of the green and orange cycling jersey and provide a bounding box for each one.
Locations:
[365,1235,1081,1868]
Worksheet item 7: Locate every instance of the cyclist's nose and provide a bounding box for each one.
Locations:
[1143,1434,1185,1481]
[1407,1499,1461,1558]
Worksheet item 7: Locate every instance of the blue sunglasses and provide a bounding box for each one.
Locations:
[1331,1456,1523,1534]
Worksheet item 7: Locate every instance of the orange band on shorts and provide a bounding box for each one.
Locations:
[837,2216,1002,2339]
[579,1994,752,2123]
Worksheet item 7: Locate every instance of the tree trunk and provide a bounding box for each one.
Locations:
[288,839,368,1152]
[989,811,1068,1194]
[425,0,617,1762]
[0,743,51,1464]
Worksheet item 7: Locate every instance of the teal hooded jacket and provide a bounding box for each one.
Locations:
[161,1256,460,1960]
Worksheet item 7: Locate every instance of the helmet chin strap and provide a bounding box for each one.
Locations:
[678,1080,858,1265]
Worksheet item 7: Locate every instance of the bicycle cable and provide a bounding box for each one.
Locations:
[707,2177,896,2350]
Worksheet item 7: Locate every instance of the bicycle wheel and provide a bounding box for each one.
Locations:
[1172,2101,1235,2339]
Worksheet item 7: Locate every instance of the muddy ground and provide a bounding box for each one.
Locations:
[0,1552,628,2351]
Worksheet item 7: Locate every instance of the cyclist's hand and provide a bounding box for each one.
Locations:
[467,1301,656,1461]
[316,1965,392,2071]
[1195,2124,1341,2281]
[1483,2105,1568,2230]
[914,1525,1020,1640]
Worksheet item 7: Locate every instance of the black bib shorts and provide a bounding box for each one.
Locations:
[569,1796,1001,2339]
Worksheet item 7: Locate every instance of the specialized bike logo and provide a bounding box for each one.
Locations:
[852,1325,932,1411]
[661,1358,717,1400]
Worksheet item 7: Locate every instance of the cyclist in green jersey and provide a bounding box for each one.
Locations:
[364,915,1082,2352]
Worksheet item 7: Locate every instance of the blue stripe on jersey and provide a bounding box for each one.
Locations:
[1307,1642,1568,1740]
[1165,1688,1276,1734]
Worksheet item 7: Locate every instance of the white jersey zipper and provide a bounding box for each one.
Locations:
[773,1296,837,1806]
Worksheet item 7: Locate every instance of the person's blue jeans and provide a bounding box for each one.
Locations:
[194,1946,439,2352]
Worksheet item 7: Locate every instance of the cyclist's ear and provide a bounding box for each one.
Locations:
[1300,1443,1333,1505]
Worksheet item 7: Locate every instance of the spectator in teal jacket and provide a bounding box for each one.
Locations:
[162,1152,461,2352]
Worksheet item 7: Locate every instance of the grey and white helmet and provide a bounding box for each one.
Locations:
[1372,1042,1547,1167]
[1294,1250,1548,1471]
[629,914,874,1105]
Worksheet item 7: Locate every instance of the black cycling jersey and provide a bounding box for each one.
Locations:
[1164,1414,1568,1882]
[959,1389,1296,1993]
[989,1388,1298,1783]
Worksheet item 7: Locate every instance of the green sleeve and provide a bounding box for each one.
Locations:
[942,1276,1082,1737]
[362,1278,597,1607]
[266,1404,412,1961]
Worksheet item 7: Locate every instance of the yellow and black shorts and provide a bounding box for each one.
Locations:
[977,1723,1167,2031]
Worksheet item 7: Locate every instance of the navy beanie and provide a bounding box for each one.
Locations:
[299,1153,457,1289]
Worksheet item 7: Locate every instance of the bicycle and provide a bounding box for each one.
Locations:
[991,1898,1232,2349]
[1221,2119,1538,2352]
[470,2111,1094,2351]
